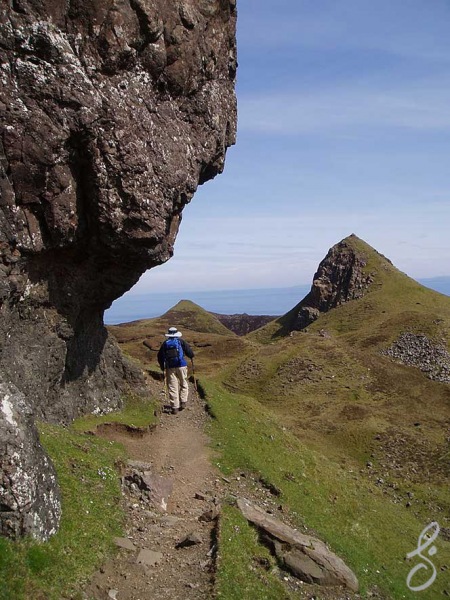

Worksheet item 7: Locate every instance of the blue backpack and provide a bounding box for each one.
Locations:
[164,338,185,368]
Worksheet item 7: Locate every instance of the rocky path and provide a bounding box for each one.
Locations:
[82,383,222,600]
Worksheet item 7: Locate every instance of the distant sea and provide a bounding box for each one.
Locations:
[104,277,450,325]
[105,285,310,325]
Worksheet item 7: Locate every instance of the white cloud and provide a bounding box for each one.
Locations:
[129,200,450,293]
[238,76,450,135]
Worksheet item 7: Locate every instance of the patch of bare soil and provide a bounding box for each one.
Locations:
[82,383,223,600]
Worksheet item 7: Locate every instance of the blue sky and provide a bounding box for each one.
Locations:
[125,0,450,294]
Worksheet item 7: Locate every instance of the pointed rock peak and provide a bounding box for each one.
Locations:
[289,234,393,331]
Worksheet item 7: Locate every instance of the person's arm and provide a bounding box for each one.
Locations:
[157,344,166,370]
[181,339,194,359]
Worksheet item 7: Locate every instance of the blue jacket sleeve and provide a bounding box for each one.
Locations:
[157,343,166,370]
[181,339,194,359]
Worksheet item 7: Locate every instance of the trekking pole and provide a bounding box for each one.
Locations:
[164,364,169,404]
[191,358,199,399]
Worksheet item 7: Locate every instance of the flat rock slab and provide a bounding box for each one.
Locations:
[237,498,358,592]
[136,549,163,567]
[141,471,173,512]
[159,515,182,527]
[114,537,136,551]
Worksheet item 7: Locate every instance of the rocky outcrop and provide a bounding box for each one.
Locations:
[213,313,277,336]
[382,333,450,383]
[0,0,236,539]
[0,382,61,540]
[290,235,374,331]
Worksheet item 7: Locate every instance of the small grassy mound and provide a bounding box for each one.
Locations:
[161,300,233,335]
[72,392,157,433]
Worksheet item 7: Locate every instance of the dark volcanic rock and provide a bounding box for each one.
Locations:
[213,313,277,336]
[290,234,374,331]
[0,0,236,538]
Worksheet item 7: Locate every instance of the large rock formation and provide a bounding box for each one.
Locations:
[0,0,236,539]
[290,234,375,331]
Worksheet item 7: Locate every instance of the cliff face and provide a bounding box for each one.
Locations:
[290,235,375,331]
[0,0,236,539]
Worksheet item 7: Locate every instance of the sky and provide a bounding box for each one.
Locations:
[116,0,450,296]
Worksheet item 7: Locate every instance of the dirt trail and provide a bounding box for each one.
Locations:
[83,383,222,600]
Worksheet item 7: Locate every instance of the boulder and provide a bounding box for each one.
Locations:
[0,382,61,540]
[237,498,359,592]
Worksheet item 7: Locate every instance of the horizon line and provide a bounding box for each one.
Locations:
[118,275,450,299]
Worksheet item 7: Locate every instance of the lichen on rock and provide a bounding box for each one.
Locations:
[0,382,61,540]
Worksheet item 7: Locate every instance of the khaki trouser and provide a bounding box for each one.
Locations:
[166,366,189,409]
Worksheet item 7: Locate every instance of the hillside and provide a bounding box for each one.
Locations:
[108,299,246,377]
[7,236,449,599]
[106,235,450,598]
[251,235,450,342]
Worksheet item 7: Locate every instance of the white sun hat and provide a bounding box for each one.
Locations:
[165,326,182,338]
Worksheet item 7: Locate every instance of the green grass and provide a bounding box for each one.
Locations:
[0,425,125,600]
[0,392,160,599]
[217,504,291,599]
[205,379,450,600]
[250,235,450,345]
[71,392,157,433]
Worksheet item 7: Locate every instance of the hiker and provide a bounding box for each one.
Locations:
[157,326,194,414]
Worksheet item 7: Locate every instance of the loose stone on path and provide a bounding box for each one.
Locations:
[136,549,164,567]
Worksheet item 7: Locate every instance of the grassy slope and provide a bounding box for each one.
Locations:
[207,237,450,598]
[242,236,450,469]
[0,427,124,600]
[106,266,450,598]
[205,380,450,599]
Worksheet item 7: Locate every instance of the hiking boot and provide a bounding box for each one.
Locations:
[179,402,187,411]
[171,407,179,415]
